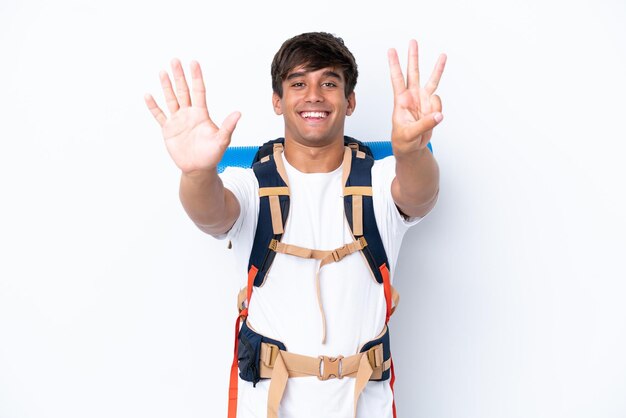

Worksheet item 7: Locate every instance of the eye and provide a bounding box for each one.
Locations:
[291,82,305,88]
[322,82,337,88]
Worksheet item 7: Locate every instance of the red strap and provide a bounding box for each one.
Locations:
[227,314,242,418]
[228,266,257,418]
[380,263,396,417]
[390,358,397,418]
[246,265,258,308]
[379,264,392,323]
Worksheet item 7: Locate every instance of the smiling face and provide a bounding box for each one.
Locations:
[272,66,356,148]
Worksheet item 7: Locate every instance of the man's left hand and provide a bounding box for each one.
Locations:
[388,40,446,157]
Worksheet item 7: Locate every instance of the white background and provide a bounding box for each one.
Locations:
[1,0,625,417]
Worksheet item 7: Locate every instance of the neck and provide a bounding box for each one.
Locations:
[283,137,345,173]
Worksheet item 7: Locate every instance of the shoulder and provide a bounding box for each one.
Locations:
[217,167,258,241]
[220,167,258,196]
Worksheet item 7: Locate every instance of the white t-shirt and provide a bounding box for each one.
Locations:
[220,154,423,418]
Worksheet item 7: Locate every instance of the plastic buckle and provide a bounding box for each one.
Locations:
[358,236,368,248]
[332,250,341,262]
[264,343,279,368]
[332,245,348,262]
[269,239,278,251]
[318,355,344,380]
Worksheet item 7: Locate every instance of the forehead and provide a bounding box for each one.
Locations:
[285,65,344,80]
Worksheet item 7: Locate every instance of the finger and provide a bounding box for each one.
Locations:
[160,70,180,114]
[220,111,242,139]
[424,53,447,95]
[144,93,167,127]
[190,60,209,114]
[171,58,191,108]
[404,112,444,139]
[406,39,420,91]
[431,94,442,114]
[387,48,406,96]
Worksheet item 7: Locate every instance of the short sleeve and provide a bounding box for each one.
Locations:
[217,167,258,243]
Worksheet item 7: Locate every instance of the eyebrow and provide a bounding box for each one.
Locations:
[286,70,343,81]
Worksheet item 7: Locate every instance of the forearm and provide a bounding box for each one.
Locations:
[179,169,240,236]
[392,148,440,217]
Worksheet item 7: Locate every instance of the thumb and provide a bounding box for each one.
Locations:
[405,111,443,139]
[220,111,242,137]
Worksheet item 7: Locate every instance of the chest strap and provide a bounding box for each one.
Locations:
[271,237,366,344]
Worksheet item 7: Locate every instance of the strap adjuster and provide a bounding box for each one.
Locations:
[331,245,349,262]
[269,239,278,251]
[264,343,280,368]
[366,346,383,369]
[318,355,344,380]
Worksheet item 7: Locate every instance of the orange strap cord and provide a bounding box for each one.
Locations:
[380,264,393,322]
[380,263,398,418]
[228,265,258,418]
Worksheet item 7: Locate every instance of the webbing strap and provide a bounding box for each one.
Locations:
[267,353,288,418]
[353,354,374,417]
[352,195,363,236]
[246,266,258,309]
[380,264,393,322]
[268,195,284,234]
[261,343,388,418]
[259,187,289,197]
[257,145,290,237]
[272,143,289,186]
[229,266,258,418]
[227,314,243,418]
[341,147,352,188]
[390,285,400,316]
[270,240,332,260]
[343,186,373,196]
[391,358,397,418]
[270,237,367,343]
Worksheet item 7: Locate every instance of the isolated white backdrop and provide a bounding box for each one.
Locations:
[1,0,625,417]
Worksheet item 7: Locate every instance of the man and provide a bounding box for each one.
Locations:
[145,32,445,418]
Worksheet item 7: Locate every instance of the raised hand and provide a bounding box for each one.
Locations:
[144,59,241,174]
[388,40,446,156]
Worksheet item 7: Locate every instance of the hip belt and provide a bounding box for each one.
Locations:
[237,319,392,418]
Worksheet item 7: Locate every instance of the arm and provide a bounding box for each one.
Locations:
[388,40,447,218]
[145,59,242,236]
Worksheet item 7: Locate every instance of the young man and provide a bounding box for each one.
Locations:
[145,32,445,418]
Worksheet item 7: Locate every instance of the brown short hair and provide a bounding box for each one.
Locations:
[271,32,358,99]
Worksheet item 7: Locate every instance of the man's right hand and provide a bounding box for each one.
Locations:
[144,59,241,174]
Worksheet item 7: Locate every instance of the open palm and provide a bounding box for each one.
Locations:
[145,59,240,174]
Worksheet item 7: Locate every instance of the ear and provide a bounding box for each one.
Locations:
[346,92,356,116]
[272,92,283,115]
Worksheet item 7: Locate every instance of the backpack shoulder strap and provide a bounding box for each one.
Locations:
[343,135,374,158]
[251,137,286,164]
[342,142,390,285]
[247,141,290,287]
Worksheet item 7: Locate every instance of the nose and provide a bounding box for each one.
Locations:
[304,85,324,103]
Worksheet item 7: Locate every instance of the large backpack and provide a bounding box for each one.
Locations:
[227,136,403,418]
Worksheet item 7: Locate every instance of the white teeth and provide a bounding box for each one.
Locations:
[301,111,328,119]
